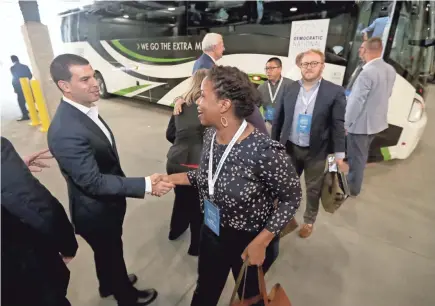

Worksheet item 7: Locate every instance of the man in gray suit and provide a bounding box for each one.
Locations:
[345,37,396,196]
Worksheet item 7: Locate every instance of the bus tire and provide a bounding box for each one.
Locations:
[95,72,111,99]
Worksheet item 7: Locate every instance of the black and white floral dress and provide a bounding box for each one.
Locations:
[187,127,302,235]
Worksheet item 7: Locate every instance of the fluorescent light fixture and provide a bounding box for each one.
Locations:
[290,7,297,12]
[168,7,175,11]
[123,14,129,18]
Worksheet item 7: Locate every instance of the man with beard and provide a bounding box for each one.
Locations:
[272,49,346,238]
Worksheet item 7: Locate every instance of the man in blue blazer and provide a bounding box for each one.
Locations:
[192,33,225,74]
[10,55,33,121]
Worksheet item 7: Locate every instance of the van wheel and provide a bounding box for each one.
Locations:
[95,72,111,99]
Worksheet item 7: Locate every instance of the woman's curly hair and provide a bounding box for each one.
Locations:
[207,66,261,119]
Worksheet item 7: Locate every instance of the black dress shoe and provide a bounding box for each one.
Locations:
[119,289,158,306]
[17,117,30,122]
[99,274,138,297]
[168,229,187,241]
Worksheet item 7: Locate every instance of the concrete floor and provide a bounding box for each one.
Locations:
[1,86,435,306]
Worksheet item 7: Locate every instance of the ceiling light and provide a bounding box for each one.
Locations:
[290,7,297,12]
[123,14,129,18]
[168,7,175,11]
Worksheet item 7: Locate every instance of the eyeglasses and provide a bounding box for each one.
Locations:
[300,61,323,69]
[264,66,280,71]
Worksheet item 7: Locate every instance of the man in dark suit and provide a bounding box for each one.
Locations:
[10,55,32,121]
[192,33,224,73]
[1,136,78,306]
[47,54,174,306]
[272,49,346,238]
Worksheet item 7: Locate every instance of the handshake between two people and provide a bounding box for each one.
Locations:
[149,173,174,197]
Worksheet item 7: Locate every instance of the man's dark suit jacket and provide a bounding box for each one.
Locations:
[10,62,32,93]
[272,79,346,161]
[47,100,146,235]
[192,53,215,74]
[1,136,78,305]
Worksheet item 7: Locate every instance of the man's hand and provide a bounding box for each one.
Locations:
[241,240,267,266]
[173,97,186,115]
[23,148,53,172]
[152,180,175,197]
[336,158,345,170]
[150,173,167,185]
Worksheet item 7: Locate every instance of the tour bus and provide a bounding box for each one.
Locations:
[58,0,434,161]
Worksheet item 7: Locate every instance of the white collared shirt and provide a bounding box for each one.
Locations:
[363,57,382,69]
[62,96,152,194]
[63,96,113,145]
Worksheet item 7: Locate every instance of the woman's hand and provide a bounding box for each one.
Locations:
[241,240,266,266]
[173,97,186,115]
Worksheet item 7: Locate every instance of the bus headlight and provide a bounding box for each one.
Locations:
[408,99,425,122]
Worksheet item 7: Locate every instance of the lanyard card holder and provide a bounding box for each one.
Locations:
[204,199,220,236]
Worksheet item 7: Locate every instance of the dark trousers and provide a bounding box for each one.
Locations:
[286,141,325,224]
[81,230,137,304]
[347,133,375,196]
[170,185,202,250]
[191,226,279,306]
[167,161,202,253]
[16,90,29,119]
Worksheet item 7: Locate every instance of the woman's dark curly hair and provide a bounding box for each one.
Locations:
[206,65,261,119]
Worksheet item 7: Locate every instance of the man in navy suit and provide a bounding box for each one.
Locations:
[10,55,33,121]
[192,33,225,74]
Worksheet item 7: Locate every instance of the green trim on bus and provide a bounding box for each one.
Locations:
[248,73,267,85]
[380,147,392,160]
[113,84,150,96]
[111,40,195,63]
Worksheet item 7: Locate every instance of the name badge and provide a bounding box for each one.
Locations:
[297,114,312,135]
[264,105,275,121]
[204,199,220,236]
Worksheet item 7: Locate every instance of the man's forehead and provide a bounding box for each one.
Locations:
[69,64,94,76]
[302,53,321,62]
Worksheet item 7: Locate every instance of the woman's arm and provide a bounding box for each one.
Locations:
[242,144,302,266]
[258,145,302,235]
[168,168,199,188]
[168,173,191,185]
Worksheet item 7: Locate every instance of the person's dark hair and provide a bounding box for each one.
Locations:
[207,66,260,118]
[50,54,90,90]
[11,55,19,63]
[267,57,282,67]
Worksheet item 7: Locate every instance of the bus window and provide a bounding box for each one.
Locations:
[72,1,187,41]
[386,1,434,88]
[187,1,358,66]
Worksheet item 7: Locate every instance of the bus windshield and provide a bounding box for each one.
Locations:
[386,1,435,88]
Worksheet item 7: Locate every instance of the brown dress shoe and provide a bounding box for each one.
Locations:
[299,224,313,238]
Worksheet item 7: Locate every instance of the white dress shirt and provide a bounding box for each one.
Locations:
[63,96,152,194]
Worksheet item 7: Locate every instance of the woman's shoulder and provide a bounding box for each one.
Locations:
[245,129,287,159]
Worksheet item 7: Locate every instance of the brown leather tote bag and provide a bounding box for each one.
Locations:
[230,260,292,306]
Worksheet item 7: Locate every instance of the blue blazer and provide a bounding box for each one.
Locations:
[192,53,215,74]
[10,63,32,93]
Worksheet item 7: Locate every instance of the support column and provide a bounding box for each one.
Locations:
[19,0,60,117]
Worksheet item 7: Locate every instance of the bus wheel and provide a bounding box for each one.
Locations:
[95,72,111,99]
